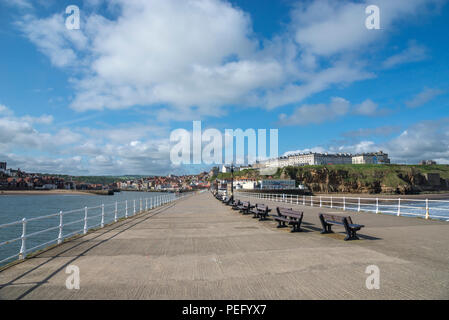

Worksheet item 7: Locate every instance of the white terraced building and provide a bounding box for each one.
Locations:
[254,151,390,168]
[256,152,352,168]
[352,151,390,164]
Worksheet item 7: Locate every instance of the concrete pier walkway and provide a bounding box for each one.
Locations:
[1,192,448,299]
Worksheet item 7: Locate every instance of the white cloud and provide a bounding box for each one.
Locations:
[0,104,180,175]
[278,97,389,126]
[405,87,445,108]
[264,64,374,109]
[283,118,449,163]
[385,119,449,162]
[1,0,32,9]
[0,115,79,151]
[291,0,441,57]
[278,97,350,126]
[382,41,428,69]
[16,13,88,67]
[16,0,444,117]
[0,104,13,116]
[66,0,283,112]
[342,126,401,138]
[0,153,87,175]
[7,0,449,172]
[21,114,54,124]
[353,99,379,116]
[292,0,377,56]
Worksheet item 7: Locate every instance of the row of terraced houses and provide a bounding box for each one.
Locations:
[252,151,391,169]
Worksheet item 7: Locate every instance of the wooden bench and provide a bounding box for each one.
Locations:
[319,213,364,241]
[223,196,233,205]
[273,207,303,232]
[231,199,242,210]
[237,201,252,214]
[249,203,271,221]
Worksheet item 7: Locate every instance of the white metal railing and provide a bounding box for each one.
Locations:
[0,192,192,266]
[235,192,449,222]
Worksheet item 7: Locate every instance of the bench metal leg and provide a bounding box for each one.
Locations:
[344,229,360,241]
[290,223,302,233]
[319,214,333,234]
[276,220,287,228]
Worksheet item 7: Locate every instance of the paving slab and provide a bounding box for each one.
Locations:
[1,192,448,300]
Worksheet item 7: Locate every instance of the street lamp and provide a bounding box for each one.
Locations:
[215,178,218,195]
[230,163,234,201]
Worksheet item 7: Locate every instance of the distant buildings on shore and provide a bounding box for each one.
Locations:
[0,161,210,192]
[215,178,300,192]
[252,151,390,169]
[117,174,210,192]
[420,160,437,165]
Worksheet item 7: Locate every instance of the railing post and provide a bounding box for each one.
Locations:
[330,196,333,208]
[303,195,305,206]
[19,218,27,260]
[358,197,361,212]
[84,207,88,234]
[133,199,136,215]
[296,195,299,204]
[150,198,153,209]
[397,198,401,216]
[376,198,379,214]
[114,201,118,222]
[58,210,63,244]
[343,197,346,211]
[320,196,322,208]
[101,204,105,228]
[311,196,313,207]
[140,198,143,212]
[425,199,429,220]
[146,198,148,211]
[125,200,128,218]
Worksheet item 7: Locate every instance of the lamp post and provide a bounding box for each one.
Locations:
[230,163,234,201]
[215,178,219,195]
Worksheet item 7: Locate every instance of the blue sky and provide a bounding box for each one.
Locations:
[0,0,448,175]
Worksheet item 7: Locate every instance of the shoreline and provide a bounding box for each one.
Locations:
[0,190,96,196]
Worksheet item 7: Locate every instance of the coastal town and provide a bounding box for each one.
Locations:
[1,150,442,195]
[0,161,211,193]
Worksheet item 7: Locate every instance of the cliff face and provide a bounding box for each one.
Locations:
[280,165,449,194]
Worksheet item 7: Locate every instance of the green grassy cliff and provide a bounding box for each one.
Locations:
[216,165,449,194]
[280,164,449,194]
